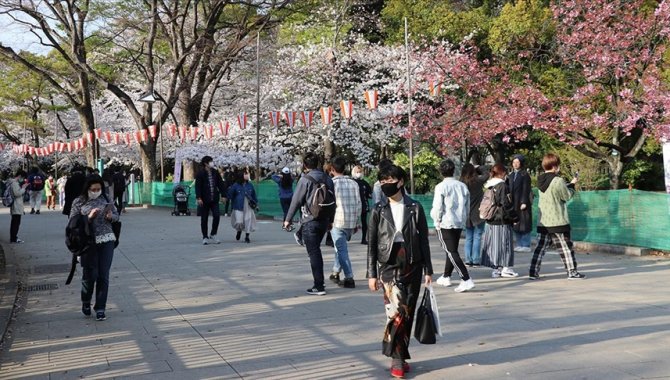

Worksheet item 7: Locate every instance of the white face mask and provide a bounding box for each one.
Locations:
[243,174,250,181]
[88,190,102,199]
[352,172,362,179]
[208,162,215,169]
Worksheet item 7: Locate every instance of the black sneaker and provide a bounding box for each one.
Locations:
[244,236,250,244]
[361,240,368,245]
[82,304,91,317]
[338,278,356,288]
[567,270,586,280]
[30,209,35,214]
[306,287,326,296]
[329,273,340,284]
[236,231,241,241]
[528,275,541,280]
[96,311,106,321]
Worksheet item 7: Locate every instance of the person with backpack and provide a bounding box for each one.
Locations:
[529,153,586,280]
[283,152,335,296]
[195,156,228,245]
[430,159,475,293]
[27,167,45,215]
[271,167,294,222]
[507,154,533,252]
[366,164,433,379]
[7,169,28,243]
[351,165,373,245]
[480,163,520,279]
[327,156,362,289]
[459,164,490,267]
[69,175,119,321]
[228,169,257,243]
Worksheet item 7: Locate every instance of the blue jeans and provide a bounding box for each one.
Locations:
[301,220,328,290]
[280,198,292,221]
[330,227,354,279]
[465,222,485,265]
[81,241,115,312]
[514,231,532,248]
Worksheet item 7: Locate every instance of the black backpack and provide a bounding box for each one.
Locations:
[65,213,95,256]
[304,175,336,221]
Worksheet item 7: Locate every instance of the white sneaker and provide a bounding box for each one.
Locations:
[436,275,452,287]
[209,235,221,244]
[501,267,519,278]
[454,279,475,293]
[492,269,501,278]
[514,246,531,253]
[202,238,209,245]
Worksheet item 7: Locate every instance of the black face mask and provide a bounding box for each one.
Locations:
[381,182,400,197]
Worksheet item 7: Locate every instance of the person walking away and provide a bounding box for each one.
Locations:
[57,174,68,210]
[459,164,489,267]
[283,152,335,296]
[352,165,372,245]
[8,169,28,243]
[112,170,127,214]
[27,167,45,214]
[508,154,533,252]
[372,158,393,205]
[223,168,235,216]
[69,175,119,321]
[195,156,227,245]
[430,159,475,293]
[228,170,258,243]
[63,166,90,216]
[480,164,519,279]
[366,164,433,379]
[327,156,361,288]
[44,175,56,210]
[529,153,586,280]
[271,167,294,222]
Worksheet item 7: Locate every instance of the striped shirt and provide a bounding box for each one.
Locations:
[332,175,362,229]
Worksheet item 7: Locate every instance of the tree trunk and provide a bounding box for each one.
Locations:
[324,138,335,161]
[183,160,196,181]
[606,154,623,190]
[77,106,96,166]
[139,139,157,183]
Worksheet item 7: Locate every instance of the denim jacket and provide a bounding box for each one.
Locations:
[430,178,470,230]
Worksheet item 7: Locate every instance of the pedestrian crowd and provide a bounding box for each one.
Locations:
[2,150,585,379]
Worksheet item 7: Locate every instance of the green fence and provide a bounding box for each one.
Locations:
[128,181,670,251]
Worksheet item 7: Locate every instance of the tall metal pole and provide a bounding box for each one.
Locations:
[255,30,261,185]
[405,17,415,195]
[54,110,58,179]
[158,63,164,181]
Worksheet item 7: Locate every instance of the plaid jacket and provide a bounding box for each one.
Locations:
[332,175,362,229]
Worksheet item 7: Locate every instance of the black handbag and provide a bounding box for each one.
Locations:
[111,220,122,248]
[414,288,437,344]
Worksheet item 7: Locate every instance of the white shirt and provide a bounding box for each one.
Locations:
[389,198,405,242]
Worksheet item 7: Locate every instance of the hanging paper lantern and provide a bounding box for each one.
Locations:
[301,111,315,130]
[320,106,333,126]
[218,121,230,136]
[104,131,112,143]
[269,111,281,128]
[85,132,93,145]
[134,131,142,144]
[125,132,132,146]
[284,111,297,129]
[47,143,54,154]
[237,112,247,130]
[190,126,199,141]
[204,125,214,139]
[148,125,157,140]
[58,142,66,153]
[364,90,379,110]
[113,133,121,145]
[94,129,102,141]
[67,142,73,152]
[340,100,354,120]
[178,126,187,142]
[168,124,177,138]
[429,80,442,97]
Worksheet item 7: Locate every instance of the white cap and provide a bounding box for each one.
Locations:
[281,167,290,174]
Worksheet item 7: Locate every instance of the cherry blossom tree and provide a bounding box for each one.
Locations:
[551,0,670,188]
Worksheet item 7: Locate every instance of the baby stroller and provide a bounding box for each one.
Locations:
[171,184,192,216]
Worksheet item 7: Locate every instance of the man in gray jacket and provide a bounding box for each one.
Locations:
[8,169,28,243]
[284,152,335,295]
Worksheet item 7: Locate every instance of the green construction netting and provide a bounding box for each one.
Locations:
[128,181,670,251]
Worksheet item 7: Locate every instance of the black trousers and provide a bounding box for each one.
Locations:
[200,201,220,238]
[10,214,21,242]
[360,207,369,242]
[114,192,124,213]
[437,228,470,281]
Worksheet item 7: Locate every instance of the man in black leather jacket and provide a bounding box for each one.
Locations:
[366,165,433,378]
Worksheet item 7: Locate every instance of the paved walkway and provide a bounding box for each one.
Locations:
[0,206,669,379]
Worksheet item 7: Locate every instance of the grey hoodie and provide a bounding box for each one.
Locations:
[285,169,335,224]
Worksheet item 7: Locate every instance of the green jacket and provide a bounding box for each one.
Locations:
[536,173,574,234]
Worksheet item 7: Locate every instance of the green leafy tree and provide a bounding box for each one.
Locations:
[393,146,442,194]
